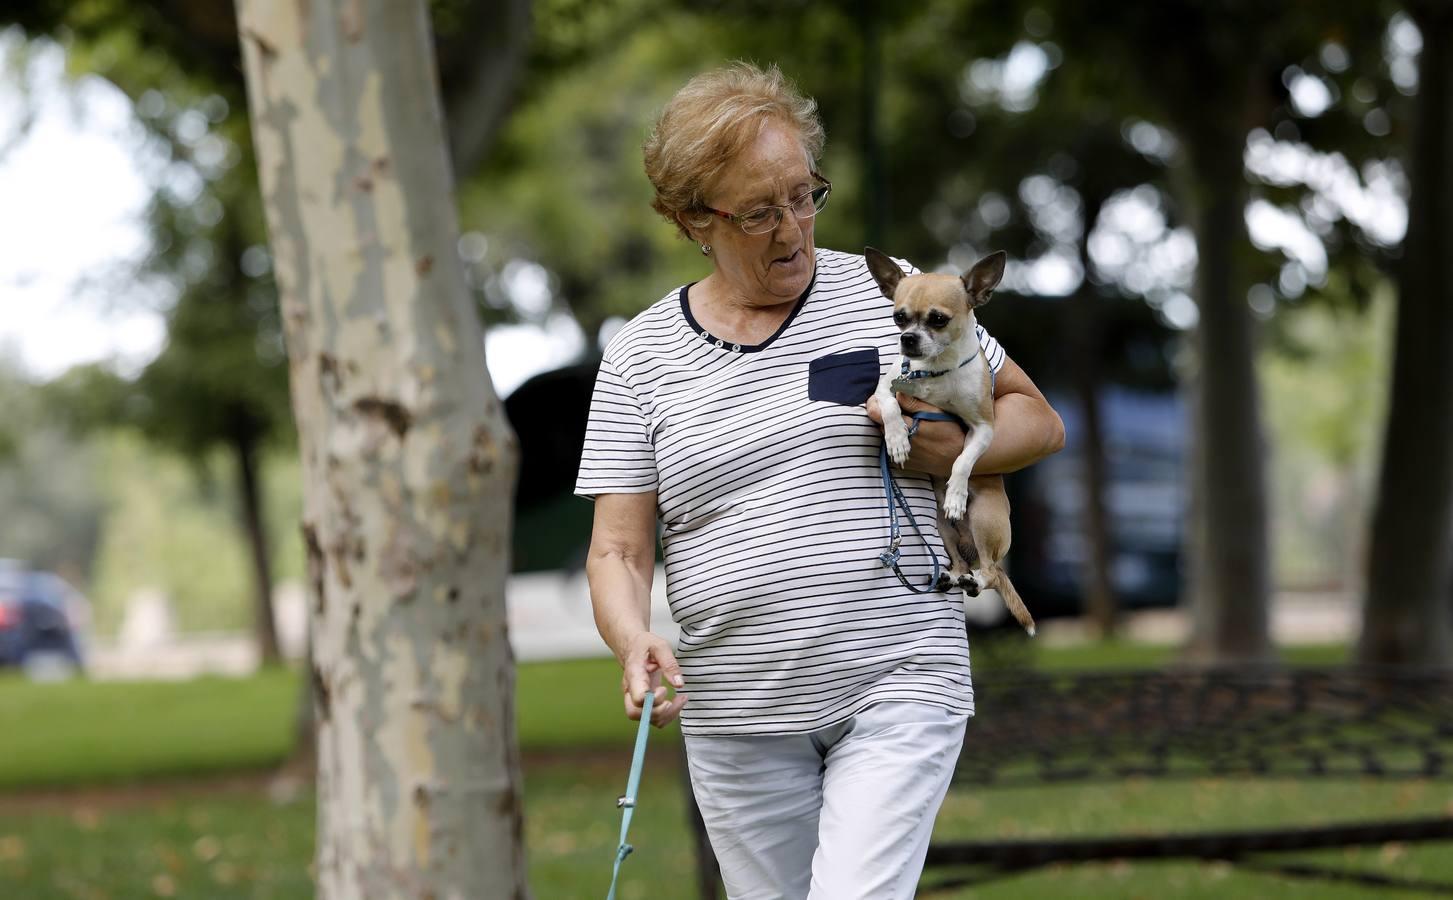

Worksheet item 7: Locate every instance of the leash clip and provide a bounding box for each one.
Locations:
[616,795,635,809]
[878,544,901,568]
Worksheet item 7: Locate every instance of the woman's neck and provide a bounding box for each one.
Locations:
[688,274,799,345]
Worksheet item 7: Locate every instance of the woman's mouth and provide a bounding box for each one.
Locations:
[772,249,801,266]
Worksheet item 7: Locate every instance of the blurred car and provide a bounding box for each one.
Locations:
[0,559,91,679]
[1001,386,1186,623]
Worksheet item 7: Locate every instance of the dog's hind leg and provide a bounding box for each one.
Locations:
[966,475,1035,634]
[933,479,979,594]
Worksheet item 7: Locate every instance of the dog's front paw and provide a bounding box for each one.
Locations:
[943,481,969,521]
[885,427,912,466]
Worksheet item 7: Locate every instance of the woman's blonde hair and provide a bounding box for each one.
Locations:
[644,61,825,240]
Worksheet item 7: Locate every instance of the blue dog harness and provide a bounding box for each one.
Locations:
[894,345,980,382]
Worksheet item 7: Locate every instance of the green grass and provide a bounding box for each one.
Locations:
[0,657,673,791]
[0,668,300,791]
[515,656,683,751]
[4,643,1450,898]
[2,763,1449,898]
[0,790,317,899]
[0,644,1354,790]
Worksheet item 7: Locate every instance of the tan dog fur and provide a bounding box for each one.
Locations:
[865,247,1036,636]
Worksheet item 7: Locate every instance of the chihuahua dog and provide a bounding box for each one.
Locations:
[865,247,1035,636]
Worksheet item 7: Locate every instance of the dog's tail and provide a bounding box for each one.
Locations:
[985,568,1036,637]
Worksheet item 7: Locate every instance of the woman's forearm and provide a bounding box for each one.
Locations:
[877,390,1065,479]
[585,492,660,663]
[586,550,654,665]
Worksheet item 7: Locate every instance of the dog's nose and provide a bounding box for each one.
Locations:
[900,332,919,351]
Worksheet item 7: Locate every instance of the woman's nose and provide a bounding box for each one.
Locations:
[773,205,805,242]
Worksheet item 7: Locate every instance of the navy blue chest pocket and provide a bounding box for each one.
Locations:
[808,348,882,405]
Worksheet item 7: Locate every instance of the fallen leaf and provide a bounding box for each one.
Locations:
[0,835,25,862]
[193,835,221,862]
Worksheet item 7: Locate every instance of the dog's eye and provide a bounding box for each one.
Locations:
[927,312,950,328]
[893,310,909,326]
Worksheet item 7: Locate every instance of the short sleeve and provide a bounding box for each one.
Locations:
[574,356,659,499]
[974,324,1007,375]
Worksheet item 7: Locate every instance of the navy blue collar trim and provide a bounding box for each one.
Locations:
[679,267,817,354]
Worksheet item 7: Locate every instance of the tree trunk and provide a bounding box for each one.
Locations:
[1069,188,1117,639]
[1178,140,1274,665]
[237,2,527,897]
[1360,3,1453,666]
[233,426,283,665]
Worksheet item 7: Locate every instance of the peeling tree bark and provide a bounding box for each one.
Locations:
[236,2,527,896]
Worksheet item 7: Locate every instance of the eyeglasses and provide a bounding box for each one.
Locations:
[700,173,832,235]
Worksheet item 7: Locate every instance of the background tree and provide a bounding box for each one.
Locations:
[0,365,106,583]
[1362,2,1453,665]
[236,0,527,895]
[962,0,1400,663]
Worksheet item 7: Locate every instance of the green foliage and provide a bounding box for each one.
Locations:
[3,11,293,647]
[85,433,305,635]
[1262,287,1394,587]
[461,12,720,341]
[0,366,107,577]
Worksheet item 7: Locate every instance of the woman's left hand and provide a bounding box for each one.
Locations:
[865,393,966,479]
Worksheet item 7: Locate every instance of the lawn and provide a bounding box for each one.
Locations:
[3,641,1450,899]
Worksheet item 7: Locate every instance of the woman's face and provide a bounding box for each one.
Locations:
[695,120,817,306]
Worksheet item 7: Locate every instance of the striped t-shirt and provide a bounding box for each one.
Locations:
[575,247,1007,736]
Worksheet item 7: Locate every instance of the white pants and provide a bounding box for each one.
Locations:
[683,702,968,900]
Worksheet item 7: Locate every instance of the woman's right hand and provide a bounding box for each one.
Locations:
[621,631,689,728]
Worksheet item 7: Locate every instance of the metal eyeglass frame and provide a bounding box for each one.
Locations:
[699,173,832,235]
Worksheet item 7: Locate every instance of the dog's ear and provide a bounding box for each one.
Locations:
[863,246,904,299]
[962,251,1006,308]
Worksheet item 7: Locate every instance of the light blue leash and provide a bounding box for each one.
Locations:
[877,352,995,594]
[606,689,654,900]
[878,411,957,593]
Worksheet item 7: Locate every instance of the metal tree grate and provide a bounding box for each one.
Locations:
[919,666,1453,894]
[954,666,1453,787]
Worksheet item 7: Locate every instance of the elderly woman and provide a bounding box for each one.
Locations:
[576,62,1063,899]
